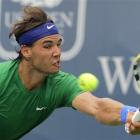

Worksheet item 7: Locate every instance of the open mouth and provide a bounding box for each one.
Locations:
[53,60,60,68]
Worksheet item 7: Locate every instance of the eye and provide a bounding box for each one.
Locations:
[57,38,63,47]
[57,41,62,47]
[43,42,53,49]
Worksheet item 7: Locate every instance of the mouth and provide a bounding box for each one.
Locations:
[53,60,60,68]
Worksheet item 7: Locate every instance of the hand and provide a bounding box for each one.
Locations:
[125,112,140,135]
[125,122,140,135]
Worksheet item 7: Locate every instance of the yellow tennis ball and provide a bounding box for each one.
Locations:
[78,73,99,92]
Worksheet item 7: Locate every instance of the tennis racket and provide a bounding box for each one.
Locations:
[125,54,140,133]
[132,54,140,123]
[133,54,140,89]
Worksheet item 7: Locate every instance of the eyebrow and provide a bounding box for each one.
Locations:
[43,40,53,44]
[42,38,62,44]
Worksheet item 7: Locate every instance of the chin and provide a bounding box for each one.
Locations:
[49,69,60,74]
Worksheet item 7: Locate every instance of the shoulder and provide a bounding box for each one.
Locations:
[0,60,19,75]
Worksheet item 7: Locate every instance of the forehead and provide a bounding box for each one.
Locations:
[39,34,62,42]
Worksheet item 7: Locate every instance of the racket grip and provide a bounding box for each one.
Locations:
[132,108,140,123]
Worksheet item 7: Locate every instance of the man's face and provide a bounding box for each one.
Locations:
[28,34,63,74]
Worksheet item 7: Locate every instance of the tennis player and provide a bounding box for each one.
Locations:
[0,6,140,139]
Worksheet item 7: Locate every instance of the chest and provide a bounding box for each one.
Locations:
[0,84,57,138]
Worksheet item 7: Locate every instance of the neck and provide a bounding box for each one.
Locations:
[18,60,47,90]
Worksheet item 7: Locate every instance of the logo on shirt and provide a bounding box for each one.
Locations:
[36,106,47,111]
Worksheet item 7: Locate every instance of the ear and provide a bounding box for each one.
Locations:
[20,45,32,59]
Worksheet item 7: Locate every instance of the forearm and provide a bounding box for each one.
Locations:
[94,98,124,125]
[72,93,137,126]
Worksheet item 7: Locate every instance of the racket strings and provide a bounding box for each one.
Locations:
[133,56,140,87]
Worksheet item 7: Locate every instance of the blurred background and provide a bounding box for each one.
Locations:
[0,0,140,139]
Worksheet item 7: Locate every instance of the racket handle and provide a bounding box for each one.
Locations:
[132,108,140,123]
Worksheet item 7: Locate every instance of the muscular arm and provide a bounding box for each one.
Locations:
[72,92,124,125]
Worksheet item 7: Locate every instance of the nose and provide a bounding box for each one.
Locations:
[52,45,61,57]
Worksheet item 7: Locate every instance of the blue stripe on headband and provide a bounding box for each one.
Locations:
[18,22,59,45]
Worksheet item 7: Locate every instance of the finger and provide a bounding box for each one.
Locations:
[132,121,140,127]
[125,124,130,134]
[126,112,134,122]
[128,123,140,135]
[128,125,135,135]
[125,122,131,129]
